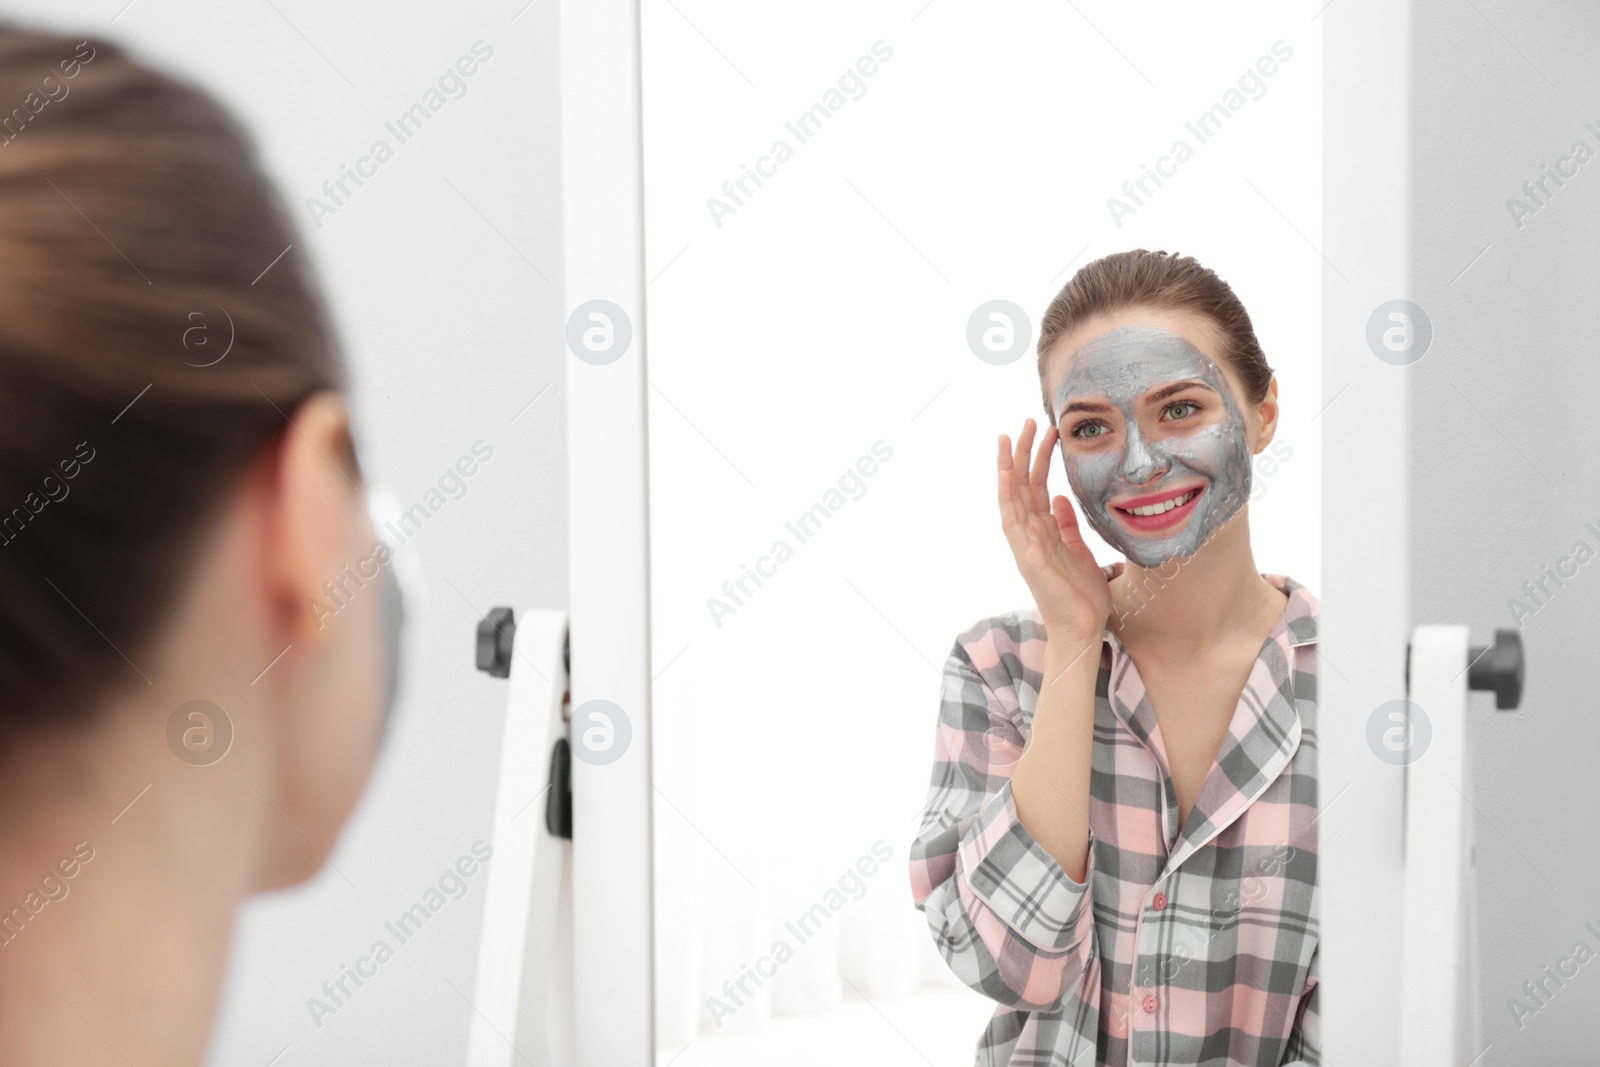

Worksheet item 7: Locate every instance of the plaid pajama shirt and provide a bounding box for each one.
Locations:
[910,567,1320,1067]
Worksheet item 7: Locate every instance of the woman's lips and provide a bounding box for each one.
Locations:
[1112,485,1204,533]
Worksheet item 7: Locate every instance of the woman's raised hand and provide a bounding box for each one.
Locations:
[996,418,1113,644]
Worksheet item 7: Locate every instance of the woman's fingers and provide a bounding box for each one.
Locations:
[1029,424,1056,516]
[1012,418,1037,508]
[1052,494,1092,561]
[1051,494,1077,534]
[1000,421,1086,572]
[997,433,1033,559]
[997,433,1023,526]
[998,423,1037,525]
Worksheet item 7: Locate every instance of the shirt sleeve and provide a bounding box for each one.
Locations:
[1279,944,1320,1066]
[908,626,1098,1012]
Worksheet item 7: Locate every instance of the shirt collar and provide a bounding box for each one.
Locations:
[1274,572,1319,648]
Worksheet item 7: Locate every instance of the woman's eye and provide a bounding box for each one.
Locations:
[1071,421,1109,440]
[1164,400,1200,421]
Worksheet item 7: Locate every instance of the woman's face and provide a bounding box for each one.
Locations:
[1045,309,1264,569]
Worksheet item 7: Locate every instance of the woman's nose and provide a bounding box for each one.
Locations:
[1119,425,1167,485]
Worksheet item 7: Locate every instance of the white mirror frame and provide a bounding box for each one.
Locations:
[559,0,656,1064]
[1321,0,1411,1061]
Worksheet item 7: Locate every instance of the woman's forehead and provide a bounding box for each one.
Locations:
[1052,324,1220,404]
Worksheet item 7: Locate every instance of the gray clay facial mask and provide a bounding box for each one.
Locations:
[1051,324,1252,568]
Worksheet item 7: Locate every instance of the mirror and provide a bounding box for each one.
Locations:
[641,4,1321,1063]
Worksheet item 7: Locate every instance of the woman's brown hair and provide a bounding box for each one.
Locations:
[0,25,349,740]
[1035,249,1274,420]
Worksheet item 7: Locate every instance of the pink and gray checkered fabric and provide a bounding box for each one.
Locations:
[910,566,1320,1066]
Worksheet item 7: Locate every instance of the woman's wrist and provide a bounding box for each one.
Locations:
[1043,624,1104,661]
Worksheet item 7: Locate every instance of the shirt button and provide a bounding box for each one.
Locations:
[1143,993,1159,1014]
[1152,892,1167,911]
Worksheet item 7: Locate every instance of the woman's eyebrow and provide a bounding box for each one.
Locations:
[1056,396,1114,418]
[1142,378,1218,405]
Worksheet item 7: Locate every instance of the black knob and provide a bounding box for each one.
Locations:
[546,737,573,840]
[476,606,516,678]
[1468,628,1523,710]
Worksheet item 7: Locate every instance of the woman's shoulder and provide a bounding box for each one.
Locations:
[947,606,1064,681]
[951,606,1045,649]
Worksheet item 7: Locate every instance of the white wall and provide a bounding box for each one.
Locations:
[1409,0,1600,1059]
[0,2,568,1063]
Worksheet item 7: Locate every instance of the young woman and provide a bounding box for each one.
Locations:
[0,26,398,1065]
[911,250,1319,1066]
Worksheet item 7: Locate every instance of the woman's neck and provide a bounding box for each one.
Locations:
[1107,515,1288,655]
[0,704,259,1066]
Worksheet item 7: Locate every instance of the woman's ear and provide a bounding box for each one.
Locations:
[259,391,364,647]
[245,390,388,889]
[1252,376,1280,454]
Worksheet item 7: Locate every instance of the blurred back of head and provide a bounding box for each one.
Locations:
[0,25,347,744]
